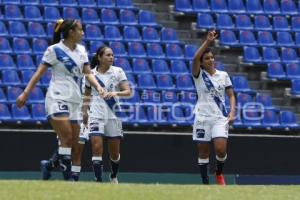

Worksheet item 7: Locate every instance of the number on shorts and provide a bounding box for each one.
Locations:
[196,129,205,138]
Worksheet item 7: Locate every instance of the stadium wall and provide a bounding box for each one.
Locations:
[1,130,300,175]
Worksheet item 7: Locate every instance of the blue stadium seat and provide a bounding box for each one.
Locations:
[114,57,132,72]
[0,22,8,37]
[44,7,61,22]
[228,0,245,13]
[184,44,197,59]
[280,111,300,129]
[156,74,174,90]
[246,0,263,14]
[116,0,134,9]
[176,74,194,90]
[85,24,103,40]
[17,55,35,69]
[97,0,114,8]
[22,0,39,5]
[63,7,80,20]
[239,30,257,46]
[123,89,139,103]
[123,26,141,42]
[27,86,44,103]
[20,70,39,85]
[215,61,225,71]
[235,15,253,30]
[263,47,280,63]
[11,104,32,122]
[261,110,280,128]
[41,0,59,6]
[32,38,48,55]
[13,38,31,54]
[7,86,22,103]
[120,9,137,25]
[24,5,42,21]
[180,91,197,104]
[175,0,193,12]
[162,90,178,104]
[281,48,299,63]
[281,0,297,15]
[60,0,77,6]
[9,21,27,37]
[219,30,238,46]
[263,0,280,15]
[295,32,300,46]
[128,42,146,58]
[0,88,7,103]
[166,44,184,59]
[109,41,127,57]
[146,43,164,59]
[126,74,136,87]
[291,16,300,31]
[137,74,156,89]
[216,14,234,29]
[254,15,272,31]
[0,37,12,54]
[82,8,100,24]
[210,0,228,13]
[152,59,170,74]
[142,27,160,43]
[258,31,276,46]
[242,110,261,127]
[79,0,96,7]
[3,0,21,4]
[132,58,150,73]
[168,106,187,125]
[28,22,46,38]
[267,63,286,80]
[140,90,160,104]
[41,70,52,86]
[2,70,21,86]
[197,13,215,29]
[277,32,294,47]
[0,54,15,69]
[291,79,300,95]
[5,5,23,20]
[286,63,300,79]
[256,93,275,110]
[31,103,47,122]
[170,60,188,74]
[231,75,254,93]
[273,16,289,31]
[139,10,158,27]
[192,0,210,12]
[104,25,122,41]
[237,93,253,108]
[0,103,12,122]
[161,28,179,43]
[35,55,43,66]
[101,9,119,25]
[89,40,104,54]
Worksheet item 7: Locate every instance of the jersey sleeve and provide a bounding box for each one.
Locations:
[85,75,91,89]
[117,68,127,83]
[83,48,89,66]
[224,72,232,88]
[41,46,56,66]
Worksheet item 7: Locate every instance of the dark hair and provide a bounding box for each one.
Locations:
[90,46,110,69]
[52,19,78,45]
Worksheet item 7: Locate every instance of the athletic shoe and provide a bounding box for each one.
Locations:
[40,160,52,180]
[215,174,226,185]
[109,175,118,184]
[202,177,209,185]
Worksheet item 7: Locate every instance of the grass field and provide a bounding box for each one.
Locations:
[0,181,300,200]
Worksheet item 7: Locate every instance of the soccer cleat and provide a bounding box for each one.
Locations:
[202,177,209,185]
[215,174,226,185]
[40,160,52,180]
[109,175,118,184]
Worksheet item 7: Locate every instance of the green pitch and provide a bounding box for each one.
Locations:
[0,180,300,200]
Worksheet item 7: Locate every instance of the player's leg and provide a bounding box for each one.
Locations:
[70,122,82,181]
[40,139,59,180]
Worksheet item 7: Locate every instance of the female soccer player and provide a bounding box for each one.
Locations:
[83,46,131,183]
[191,30,235,185]
[16,19,105,181]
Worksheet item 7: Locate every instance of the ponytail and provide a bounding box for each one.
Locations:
[51,19,78,45]
[52,19,64,45]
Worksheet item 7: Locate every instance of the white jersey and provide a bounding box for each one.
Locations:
[86,66,127,119]
[193,69,232,118]
[42,40,89,104]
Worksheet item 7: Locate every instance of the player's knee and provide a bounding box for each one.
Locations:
[215,150,227,160]
[110,153,120,161]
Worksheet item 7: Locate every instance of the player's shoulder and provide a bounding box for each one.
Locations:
[216,69,229,77]
[111,65,125,73]
[76,43,87,53]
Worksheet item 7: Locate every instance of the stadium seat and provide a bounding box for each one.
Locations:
[89,40,104,54]
[185,44,197,59]
[28,22,46,38]
[286,63,300,79]
[216,14,234,29]
[254,15,272,31]
[263,47,280,63]
[22,0,39,5]
[261,110,280,128]
[231,75,254,93]
[239,30,257,46]
[114,57,132,72]
[60,0,77,6]
[210,0,228,13]
[9,21,27,37]
[0,54,15,69]
[246,0,263,14]
[166,44,184,59]
[132,58,151,73]
[291,79,300,95]
[281,48,299,63]
[263,0,280,15]
[109,41,127,57]
[176,74,194,90]
[32,38,48,55]
[17,55,35,69]
[79,0,96,7]
[20,70,39,85]
[161,90,178,104]
[215,61,225,71]
[242,110,261,127]
[35,55,43,66]
[281,0,297,15]
[104,25,122,41]
[128,42,146,58]
[256,93,275,110]
[123,89,139,103]
[82,8,100,24]
[120,9,137,25]
[41,0,59,6]
[27,86,44,103]
[219,30,238,46]
[152,59,170,74]
[168,106,186,125]
[5,5,23,20]
[126,74,136,87]
[267,63,286,80]
[291,16,300,32]
[44,7,61,22]
[277,32,294,47]
[101,9,119,25]
[7,86,23,103]
[116,0,134,9]
[258,31,276,46]
[228,0,245,13]
[156,74,174,89]
[237,93,253,108]
[180,91,197,104]
[170,60,189,74]
[123,26,141,42]
[142,27,160,43]
[192,0,210,12]
[197,13,215,30]
[13,38,31,54]
[40,70,52,86]
[63,7,80,20]
[175,0,193,12]
[11,104,32,122]
[0,22,8,37]
[146,43,164,59]
[85,24,103,40]
[0,103,12,122]
[280,111,300,128]
[0,37,12,54]
[295,32,300,46]
[31,104,47,122]
[139,10,158,27]
[0,88,7,103]
[97,0,114,8]
[2,70,21,86]
[137,74,156,89]
[161,28,179,43]
[24,5,42,21]
[140,90,160,103]
[235,15,253,30]
[273,16,289,31]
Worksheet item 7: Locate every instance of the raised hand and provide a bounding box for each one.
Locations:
[207,30,218,42]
